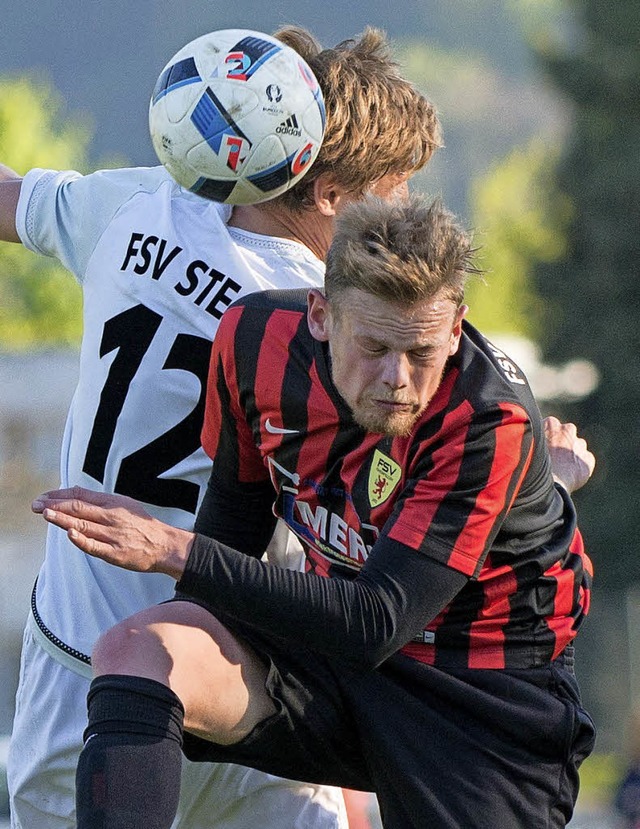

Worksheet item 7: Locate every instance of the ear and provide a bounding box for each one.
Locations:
[307,289,332,341]
[312,173,350,218]
[449,304,468,355]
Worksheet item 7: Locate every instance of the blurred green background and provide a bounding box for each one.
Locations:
[0,0,638,824]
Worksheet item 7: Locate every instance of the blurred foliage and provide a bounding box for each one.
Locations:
[465,138,572,338]
[578,752,625,806]
[505,0,579,54]
[530,0,640,588]
[0,75,91,349]
[399,39,568,221]
[401,37,571,342]
[0,75,92,173]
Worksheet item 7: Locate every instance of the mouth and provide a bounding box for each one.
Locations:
[373,399,415,413]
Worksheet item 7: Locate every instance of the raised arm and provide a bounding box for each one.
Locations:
[0,162,20,180]
[0,172,23,243]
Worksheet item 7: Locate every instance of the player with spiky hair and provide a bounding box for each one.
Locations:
[34,193,596,829]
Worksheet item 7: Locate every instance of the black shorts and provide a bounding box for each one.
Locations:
[180,615,595,829]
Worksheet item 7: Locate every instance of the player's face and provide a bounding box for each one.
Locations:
[308,288,466,437]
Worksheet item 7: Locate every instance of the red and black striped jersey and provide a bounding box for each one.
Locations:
[200,289,592,669]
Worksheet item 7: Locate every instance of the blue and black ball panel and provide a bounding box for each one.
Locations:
[191,155,292,201]
[152,57,201,104]
[190,87,252,152]
[191,177,237,202]
[248,156,293,193]
[226,36,282,80]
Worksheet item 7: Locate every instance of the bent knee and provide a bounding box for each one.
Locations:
[92,616,173,682]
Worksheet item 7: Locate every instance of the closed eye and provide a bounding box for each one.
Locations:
[360,340,388,355]
[410,349,435,361]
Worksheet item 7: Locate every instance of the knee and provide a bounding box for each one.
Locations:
[92,617,171,680]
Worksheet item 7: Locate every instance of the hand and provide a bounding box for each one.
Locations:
[544,416,596,494]
[31,486,194,579]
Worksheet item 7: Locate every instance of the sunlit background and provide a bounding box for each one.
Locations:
[1,1,639,826]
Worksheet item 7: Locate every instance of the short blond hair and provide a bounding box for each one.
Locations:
[272,26,442,209]
[325,194,480,307]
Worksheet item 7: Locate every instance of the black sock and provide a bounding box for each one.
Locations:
[76,674,185,829]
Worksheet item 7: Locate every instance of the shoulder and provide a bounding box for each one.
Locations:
[416,322,541,448]
[216,288,310,356]
[429,323,549,474]
[18,166,174,237]
[454,322,538,414]
[23,165,230,219]
[22,165,169,200]
[230,287,309,315]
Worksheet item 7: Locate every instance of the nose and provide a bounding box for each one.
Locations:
[381,352,410,389]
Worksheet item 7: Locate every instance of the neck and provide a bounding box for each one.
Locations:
[229,202,332,261]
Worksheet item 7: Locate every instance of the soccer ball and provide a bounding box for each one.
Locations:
[149,29,326,205]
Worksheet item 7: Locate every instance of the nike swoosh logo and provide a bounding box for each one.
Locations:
[264,418,299,435]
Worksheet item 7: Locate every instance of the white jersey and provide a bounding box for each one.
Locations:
[17,165,325,658]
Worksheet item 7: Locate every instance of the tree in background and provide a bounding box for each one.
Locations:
[466,137,570,339]
[400,38,567,221]
[0,76,91,349]
[528,0,640,588]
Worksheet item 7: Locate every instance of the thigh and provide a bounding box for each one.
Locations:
[93,600,277,745]
[180,624,372,793]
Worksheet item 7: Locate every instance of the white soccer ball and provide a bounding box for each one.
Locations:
[149,29,326,205]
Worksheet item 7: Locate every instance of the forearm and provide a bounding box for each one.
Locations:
[0,177,22,242]
[177,533,467,668]
[0,163,20,181]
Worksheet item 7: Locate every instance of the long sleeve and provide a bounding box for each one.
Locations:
[177,529,467,669]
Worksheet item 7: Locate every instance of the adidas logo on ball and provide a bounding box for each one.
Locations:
[276,115,302,137]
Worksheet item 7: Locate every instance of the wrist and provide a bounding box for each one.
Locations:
[552,473,570,492]
[162,528,197,580]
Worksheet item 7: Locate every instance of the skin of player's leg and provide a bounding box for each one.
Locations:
[91,600,277,745]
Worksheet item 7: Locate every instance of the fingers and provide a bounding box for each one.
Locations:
[543,416,578,445]
[41,505,110,539]
[31,486,129,513]
[40,507,122,565]
[544,417,591,461]
[31,487,169,574]
[33,496,111,525]
[544,415,596,493]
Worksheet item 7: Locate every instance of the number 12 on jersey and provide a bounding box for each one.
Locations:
[82,303,212,514]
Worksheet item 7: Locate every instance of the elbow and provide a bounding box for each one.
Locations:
[350,630,408,671]
[363,639,402,669]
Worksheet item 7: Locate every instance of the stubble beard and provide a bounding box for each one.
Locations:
[352,399,425,438]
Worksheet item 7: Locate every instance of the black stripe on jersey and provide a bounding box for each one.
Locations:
[232,301,270,447]
[499,491,580,666]
[427,410,498,556]
[430,420,500,669]
[213,353,242,484]
[279,313,313,442]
